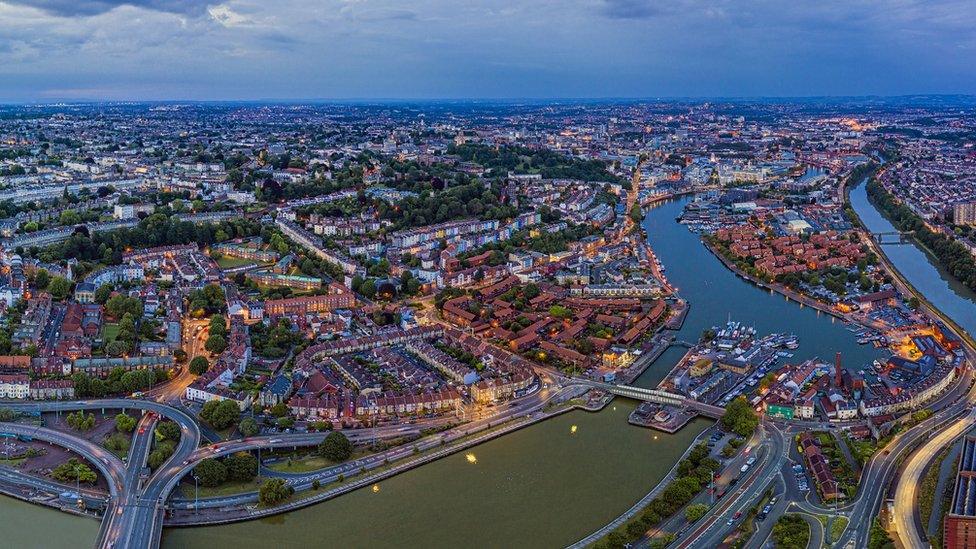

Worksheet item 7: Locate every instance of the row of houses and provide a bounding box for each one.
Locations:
[0,375,75,400]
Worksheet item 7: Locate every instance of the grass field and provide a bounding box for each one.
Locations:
[101,323,120,343]
[183,478,264,498]
[215,255,257,269]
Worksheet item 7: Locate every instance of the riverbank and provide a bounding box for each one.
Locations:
[845,177,976,353]
[169,400,583,527]
[701,238,848,322]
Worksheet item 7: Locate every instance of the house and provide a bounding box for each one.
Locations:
[259,374,293,407]
[30,379,75,400]
[0,374,30,399]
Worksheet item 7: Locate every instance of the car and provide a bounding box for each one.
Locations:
[769,497,777,505]
[733,511,742,519]
[727,518,735,526]
[746,457,756,466]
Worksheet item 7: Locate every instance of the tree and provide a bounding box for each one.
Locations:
[148,441,175,470]
[33,269,50,290]
[868,518,894,549]
[156,421,181,442]
[205,334,227,354]
[51,459,97,484]
[630,203,643,223]
[199,399,240,430]
[258,478,294,506]
[47,276,72,300]
[209,315,227,338]
[66,410,95,431]
[114,413,137,433]
[684,503,709,523]
[772,514,811,549]
[268,402,289,417]
[721,396,759,437]
[94,284,114,304]
[189,356,209,375]
[121,369,155,393]
[195,458,228,487]
[105,294,142,319]
[224,452,258,481]
[318,431,353,462]
[238,417,260,437]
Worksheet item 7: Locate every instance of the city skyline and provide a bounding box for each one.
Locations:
[1,0,975,101]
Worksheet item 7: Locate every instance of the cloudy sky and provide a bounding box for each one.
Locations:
[0,0,974,101]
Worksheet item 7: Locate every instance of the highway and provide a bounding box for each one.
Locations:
[892,397,976,548]
[672,422,787,548]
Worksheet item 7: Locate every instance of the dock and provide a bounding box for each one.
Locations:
[628,402,697,433]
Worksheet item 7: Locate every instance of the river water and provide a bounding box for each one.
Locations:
[849,181,976,336]
[1,192,952,548]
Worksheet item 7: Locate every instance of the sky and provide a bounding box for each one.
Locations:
[0,0,974,101]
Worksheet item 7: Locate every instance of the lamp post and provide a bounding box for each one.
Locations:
[193,473,199,514]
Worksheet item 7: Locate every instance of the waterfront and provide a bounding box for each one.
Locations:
[0,193,943,549]
[849,180,976,336]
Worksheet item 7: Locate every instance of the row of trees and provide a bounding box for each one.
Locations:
[26,214,262,266]
[66,410,95,431]
[595,442,721,549]
[71,368,169,398]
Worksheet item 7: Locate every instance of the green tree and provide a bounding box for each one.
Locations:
[224,452,258,481]
[156,421,181,442]
[238,417,260,437]
[51,459,97,484]
[114,413,137,433]
[721,396,759,437]
[47,276,72,300]
[148,441,175,470]
[94,284,114,304]
[318,431,353,462]
[194,458,228,487]
[199,399,240,430]
[258,478,294,506]
[189,356,209,375]
[205,334,227,354]
[33,269,51,290]
[684,503,709,523]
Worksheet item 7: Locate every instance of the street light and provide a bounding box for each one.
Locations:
[193,473,199,514]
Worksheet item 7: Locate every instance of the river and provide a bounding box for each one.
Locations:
[0,192,945,548]
[849,180,976,336]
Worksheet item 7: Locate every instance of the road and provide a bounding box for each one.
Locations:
[893,406,976,548]
[672,422,787,548]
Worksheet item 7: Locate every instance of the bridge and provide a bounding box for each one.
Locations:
[869,230,914,244]
[573,380,725,419]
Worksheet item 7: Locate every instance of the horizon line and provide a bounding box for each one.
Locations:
[2,93,976,107]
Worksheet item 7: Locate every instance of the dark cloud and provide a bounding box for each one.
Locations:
[598,0,666,19]
[10,0,210,17]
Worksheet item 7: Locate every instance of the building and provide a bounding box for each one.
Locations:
[246,270,322,291]
[945,436,976,549]
[954,202,976,226]
[259,374,293,407]
[30,379,75,400]
[0,374,30,399]
[263,284,356,316]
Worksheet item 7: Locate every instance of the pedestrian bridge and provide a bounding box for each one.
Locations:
[575,380,725,419]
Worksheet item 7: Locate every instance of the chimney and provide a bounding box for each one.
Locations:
[835,352,843,388]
